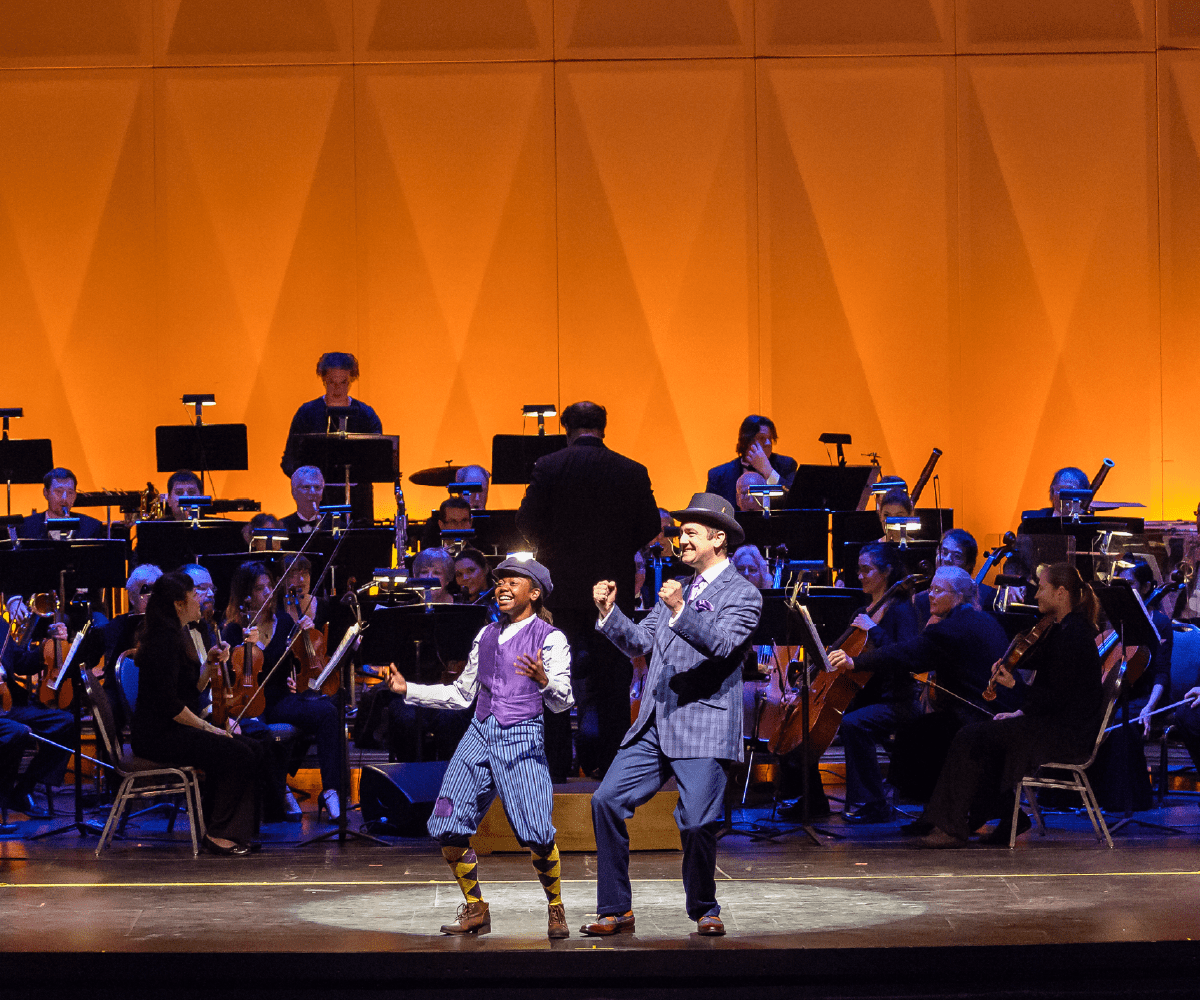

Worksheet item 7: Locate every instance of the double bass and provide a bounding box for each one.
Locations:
[768,575,925,756]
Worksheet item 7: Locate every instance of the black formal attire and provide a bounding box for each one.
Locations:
[131,626,262,844]
[923,610,1103,839]
[914,584,999,624]
[281,397,383,522]
[517,436,661,780]
[0,643,74,801]
[17,510,104,540]
[222,610,343,794]
[1088,609,1173,811]
[882,604,1013,801]
[281,511,322,536]
[705,453,798,508]
[0,717,33,808]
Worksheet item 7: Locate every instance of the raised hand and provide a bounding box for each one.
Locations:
[593,580,617,616]
[660,579,684,614]
[385,664,407,696]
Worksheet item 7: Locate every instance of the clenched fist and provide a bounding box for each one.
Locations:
[593,580,617,616]
[660,578,685,614]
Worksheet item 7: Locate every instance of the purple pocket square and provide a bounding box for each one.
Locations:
[694,599,714,612]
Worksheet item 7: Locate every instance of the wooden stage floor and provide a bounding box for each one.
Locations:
[1,795,1199,999]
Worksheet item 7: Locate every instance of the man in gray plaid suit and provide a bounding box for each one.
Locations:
[581,493,762,937]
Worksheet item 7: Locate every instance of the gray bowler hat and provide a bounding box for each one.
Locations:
[493,554,553,596]
[670,492,745,547]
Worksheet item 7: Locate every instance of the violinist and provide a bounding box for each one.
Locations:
[0,612,73,818]
[132,572,263,855]
[916,562,1103,847]
[806,542,921,823]
[221,561,345,821]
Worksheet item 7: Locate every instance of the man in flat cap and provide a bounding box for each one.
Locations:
[583,494,762,938]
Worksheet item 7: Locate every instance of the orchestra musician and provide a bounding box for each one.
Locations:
[516,400,662,782]
[221,561,345,821]
[734,471,767,513]
[412,548,455,604]
[705,415,797,507]
[382,557,573,939]
[914,529,998,623]
[280,352,382,522]
[132,571,263,855]
[16,467,103,540]
[281,466,325,535]
[86,563,162,732]
[421,497,473,551]
[161,470,203,521]
[915,563,1104,847]
[875,487,914,535]
[586,493,760,938]
[813,542,921,823]
[453,548,493,606]
[732,544,773,589]
[454,465,491,511]
[1024,466,1091,518]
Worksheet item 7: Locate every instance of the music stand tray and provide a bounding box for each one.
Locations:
[491,434,567,485]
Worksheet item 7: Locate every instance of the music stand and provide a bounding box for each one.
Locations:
[1094,581,1181,836]
[295,527,395,594]
[468,510,529,555]
[736,510,827,562]
[0,539,127,839]
[0,437,53,517]
[155,424,248,496]
[358,603,487,675]
[293,433,398,523]
[133,518,245,572]
[831,511,882,577]
[491,434,567,485]
[783,465,880,512]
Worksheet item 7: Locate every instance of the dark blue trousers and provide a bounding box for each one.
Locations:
[590,720,726,921]
[265,691,343,793]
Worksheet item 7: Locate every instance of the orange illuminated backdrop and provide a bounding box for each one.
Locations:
[0,0,1195,546]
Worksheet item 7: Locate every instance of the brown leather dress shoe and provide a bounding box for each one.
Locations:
[697,915,725,936]
[548,903,569,939]
[440,900,491,934]
[580,911,635,936]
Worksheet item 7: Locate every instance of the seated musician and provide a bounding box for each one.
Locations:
[1023,466,1090,518]
[1085,557,1173,811]
[915,563,1104,846]
[281,465,325,535]
[875,486,913,536]
[734,471,767,513]
[454,548,493,606]
[281,352,382,522]
[162,470,203,521]
[732,544,773,589]
[413,548,455,605]
[242,513,285,550]
[86,564,163,730]
[16,467,103,540]
[132,571,265,855]
[781,542,920,822]
[0,614,74,818]
[0,717,36,821]
[454,466,491,511]
[914,529,998,623]
[222,560,346,821]
[421,499,473,553]
[847,568,1011,806]
[706,415,798,507]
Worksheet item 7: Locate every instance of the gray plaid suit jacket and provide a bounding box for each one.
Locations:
[598,563,761,763]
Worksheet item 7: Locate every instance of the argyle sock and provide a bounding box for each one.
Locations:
[441,845,483,903]
[530,842,562,906]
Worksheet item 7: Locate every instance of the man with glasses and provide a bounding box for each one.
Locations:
[915,529,998,624]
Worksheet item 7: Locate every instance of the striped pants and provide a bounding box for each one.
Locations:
[427,715,556,849]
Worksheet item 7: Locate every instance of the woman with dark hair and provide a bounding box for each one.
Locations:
[222,561,345,820]
[453,548,492,605]
[704,415,798,507]
[131,571,262,855]
[280,351,383,521]
[916,562,1104,846]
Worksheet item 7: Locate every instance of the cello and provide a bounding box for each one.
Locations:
[769,575,925,756]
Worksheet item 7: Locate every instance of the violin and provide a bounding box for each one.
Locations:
[983,614,1054,701]
[227,603,267,721]
[38,596,80,710]
[286,589,334,696]
[192,616,234,729]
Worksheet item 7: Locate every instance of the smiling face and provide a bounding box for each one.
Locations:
[678,521,724,572]
[455,556,488,597]
[494,573,538,622]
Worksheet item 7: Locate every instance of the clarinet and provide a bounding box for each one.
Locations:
[394,475,408,561]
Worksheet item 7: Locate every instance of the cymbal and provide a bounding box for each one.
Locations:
[409,465,462,487]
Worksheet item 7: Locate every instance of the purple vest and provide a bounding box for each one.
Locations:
[475,616,558,726]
